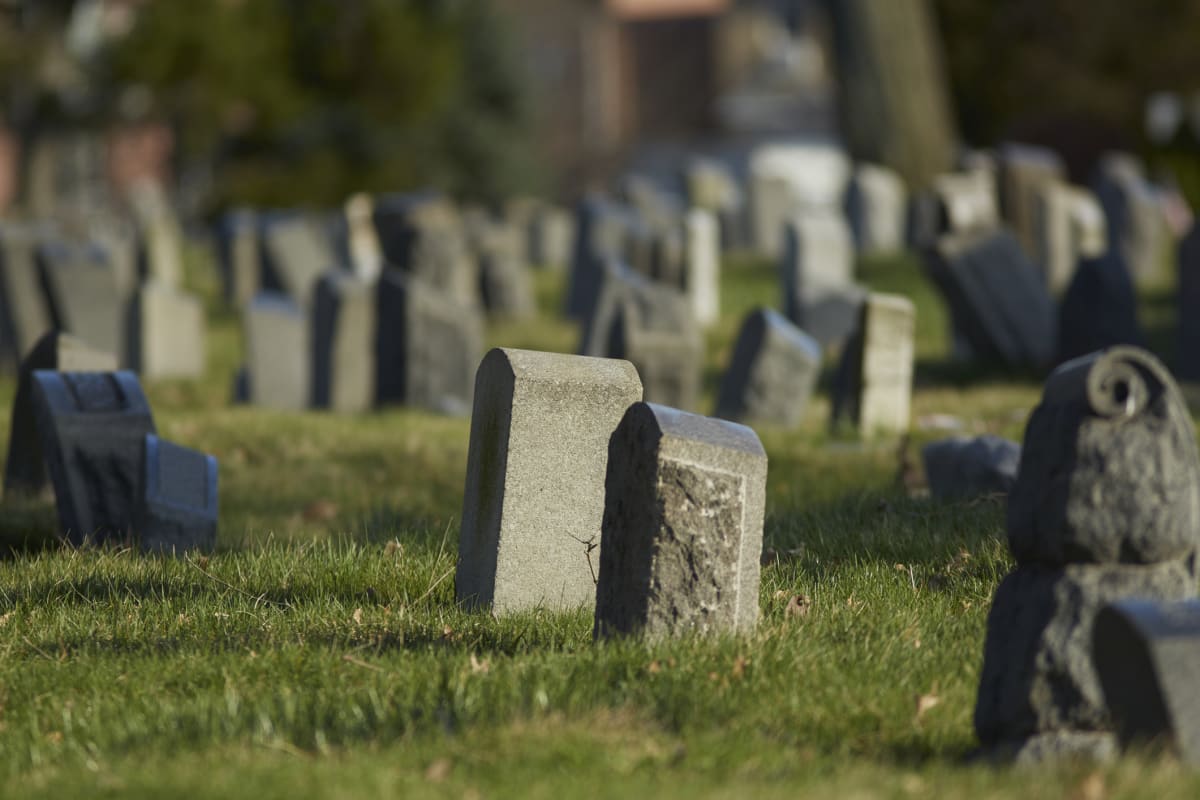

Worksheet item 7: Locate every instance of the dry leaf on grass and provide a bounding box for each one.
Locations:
[0,612,12,627]
[731,656,749,679]
[470,653,490,674]
[914,690,941,722]
[785,594,812,619]
[1071,771,1107,800]
[424,758,452,783]
[352,607,363,626]
[384,539,403,558]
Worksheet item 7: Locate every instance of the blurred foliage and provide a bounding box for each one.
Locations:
[106,0,538,211]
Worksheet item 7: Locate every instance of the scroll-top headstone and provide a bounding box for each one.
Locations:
[716,308,821,429]
[594,403,767,640]
[457,348,643,613]
[136,434,218,555]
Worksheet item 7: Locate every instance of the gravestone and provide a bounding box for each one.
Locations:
[685,209,720,328]
[477,224,535,319]
[375,270,482,416]
[0,223,53,369]
[30,370,157,546]
[594,402,767,639]
[921,435,1020,501]
[241,293,309,411]
[215,209,260,306]
[1093,599,1200,764]
[4,332,116,497]
[685,158,743,249]
[128,280,206,378]
[1092,153,1167,285]
[312,271,375,413]
[925,228,1057,369]
[780,209,866,348]
[372,193,479,310]
[1034,182,1107,295]
[259,213,339,307]
[1057,251,1144,365]
[135,434,218,555]
[527,204,573,271]
[975,347,1200,762]
[715,308,821,429]
[344,193,383,282]
[932,170,1000,236]
[457,348,643,613]
[751,172,798,258]
[566,195,631,319]
[128,179,185,287]
[37,239,122,359]
[845,163,907,255]
[749,143,851,258]
[1181,224,1200,381]
[997,143,1066,256]
[832,293,915,436]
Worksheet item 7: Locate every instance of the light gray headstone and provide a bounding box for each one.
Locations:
[594,402,767,639]
[136,434,218,555]
[37,240,122,358]
[344,193,383,282]
[457,348,643,613]
[260,214,339,307]
[477,224,535,319]
[932,170,1000,235]
[1092,153,1167,286]
[128,180,185,288]
[242,293,309,411]
[0,223,53,369]
[216,209,260,307]
[312,271,375,413]
[685,209,720,328]
[780,209,866,348]
[845,163,907,255]
[129,280,206,379]
[997,143,1066,256]
[715,308,820,429]
[832,293,915,436]
[1034,181,1107,295]
[527,205,573,271]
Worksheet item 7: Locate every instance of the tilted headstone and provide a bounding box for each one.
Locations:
[715,308,821,429]
[1057,251,1144,365]
[685,209,720,328]
[312,271,375,413]
[925,228,1056,369]
[1092,153,1167,285]
[1179,222,1200,381]
[845,163,907,255]
[128,280,206,379]
[4,332,116,497]
[594,402,768,639]
[215,209,260,306]
[372,193,479,310]
[30,370,157,546]
[1093,599,1200,764]
[975,347,1200,762]
[375,270,482,416]
[780,209,866,348]
[997,143,1066,257]
[344,193,383,282]
[241,293,309,411]
[37,239,122,359]
[831,293,915,436]
[921,435,1020,501]
[0,223,53,369]
[476,223,535,319]
[1033,182,1107,295]
[565,195,631,319]
[457,348,644,613]
[135,434,218,555]
[259,213,339,308]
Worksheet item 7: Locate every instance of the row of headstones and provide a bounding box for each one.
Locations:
[0,212,205,379]
[1,332,217,553]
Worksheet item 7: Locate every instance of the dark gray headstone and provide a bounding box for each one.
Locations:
[128,280,206,378]
[30,370,157,546]
[594,402,767,639]
[135,434,218,555]
[312,271,375,413]
[4,332,117,497]
[37,240,122,359]
[1093,599,1200,764]
[565,195,630,319]
[1092,153,1167,285]
[921,435,1020,501]
[715,308,821,429]
[1177,222,1200,381]
[372,193,478,309]
[780,211,866,348]
[259,213,339,307]
[0,223,53,370]
[241,293,309,411]
[1057,251,1144,365]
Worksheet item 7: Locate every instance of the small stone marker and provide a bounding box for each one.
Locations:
[832,294,915,436]
[975,347,1200,762]
[0,223,53,368]
[4,332,116,497]
[780,209,865,347]
[259,213,339,307]
[128,280,206,378]
[241,293,309,411]
[30,370,157,546]
[37,240,122,359]
[751,172,798,259]
[997,143,1066,256]
[215,209,260,306]
[1176,222,1200,381]
[594,402,767,639]
[136,434,218,555]
[845,163,907,255]
[457,348,643,613]
[921,435,1020,501]
[1093,599,1200,764]
[1057,251,1144,365]
[685,209,720,328]
[715,308,821,429]
[312,271,375,413]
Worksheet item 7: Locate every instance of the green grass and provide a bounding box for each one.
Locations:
[1,247,1197,799]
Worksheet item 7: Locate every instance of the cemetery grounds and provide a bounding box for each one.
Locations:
[1,249,1196,799]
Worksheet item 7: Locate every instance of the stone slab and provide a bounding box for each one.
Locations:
[129,280,206,378]
[37,240,122,359]
[259,213,339,307]
[845,163,907,255]
[715,308,821,429]
[780,209,864,347]
[832,293,915,436]
[242,293,310,411]
[1057,251,1144,364]
[136,434,218,555]
[0,223,53,369]
[922,435,1020,501]
[312,271,375,413]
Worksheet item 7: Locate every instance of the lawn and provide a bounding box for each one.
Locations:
[1,245,1196,799]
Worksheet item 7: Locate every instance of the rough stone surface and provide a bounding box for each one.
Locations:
[135,434,218,555]
[37,240,122,359]
[780,209,865,347]
[1007,348,1200,566]
[832,293,915,436]
[30,370,157,545]
[845,163,907,255]
[0,223,53,368]
[594,402,767,639]
[215,209,260,307]
[4,332,116,497]
[1092,153,1167,285]
[715,308,821,429]
[242,293,309,411]
[997,143,1066,256]
[312,271,375,413]
[259,214,338,307]
[921,435,1020,501]
[375,270,482,416]
[1177,222,1200,381]
[457,348,643,613]
[1093,599,1200,764]
[974,561,1196,748]
[129,280,206,378]
[1057,251,1144,365]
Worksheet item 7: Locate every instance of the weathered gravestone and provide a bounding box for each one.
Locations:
[685,209,720,328]
[685,158,743,249]
[997,143,1066,257]
[580,261,702,411]
[831,293,915,436]
[527,204,573,271]
[457,348,643,613]
[925,228,1057,369]
[0,223,53,370]
[135,434,218,555]
[476,223,535,319]
[128,280,206,378]
[259,213,339,308]
[4,332,116,497]
[921,435,1020,501]
[594,402,767,639]
[932,170,1000,236]
[31,370,157,546]
[1092,153,1167,286]
[37,240,122,359]
[128,179,186,288]
[375,270,482,416]
[715,308,821,429]
[1034,182,1107,295]
[565,195,631,319]
[1093,599,1200,764]
[1176,222,1200,382]
[215,209,260,306]
[1057,251,1144,365]
[975,347,1200,763]
[749,143,850,258]
[780,209,866,348]
[312,271,375,413]
[372,193,479,310]
[845,163,907,255]
[240,293,309,411]
[344,193,384,282]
